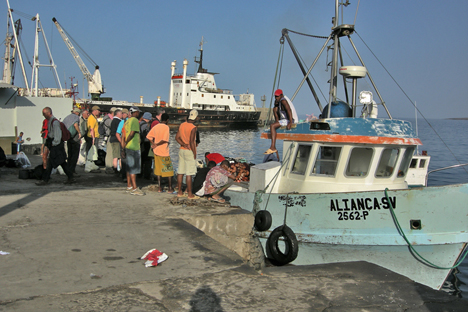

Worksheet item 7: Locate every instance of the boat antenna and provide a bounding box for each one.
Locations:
[415,101,419,155]
[194,36,207,73]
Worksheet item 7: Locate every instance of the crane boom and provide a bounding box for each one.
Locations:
[52,17,103,98]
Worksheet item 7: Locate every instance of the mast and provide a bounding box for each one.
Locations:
[30,14,63,97]
[6,0,28,92]
[327,0,340,118]
[194,36,207,73]
[2,10,12,83]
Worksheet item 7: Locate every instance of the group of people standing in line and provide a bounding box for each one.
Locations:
[35,105,238,202]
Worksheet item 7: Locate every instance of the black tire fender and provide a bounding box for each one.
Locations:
[266,225,298,265]
[254,210,272,231]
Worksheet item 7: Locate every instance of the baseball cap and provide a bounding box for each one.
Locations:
[91,105,101,111]
[72,108,80,113]
[142,112,152,120]
[110,107,117,113]
[188,109,198,120]
[274,89,283,96]
[129,106,142,113]
[121,108,129,114]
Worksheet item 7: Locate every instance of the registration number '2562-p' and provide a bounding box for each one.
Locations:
[331,197,396,221]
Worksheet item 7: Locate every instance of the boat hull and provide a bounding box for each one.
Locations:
[225,184,468,290]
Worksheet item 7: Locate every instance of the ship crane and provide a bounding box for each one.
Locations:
[52,17,104,100]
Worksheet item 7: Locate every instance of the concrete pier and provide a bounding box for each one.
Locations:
[0,154,466,311]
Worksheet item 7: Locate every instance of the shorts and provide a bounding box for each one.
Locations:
[110,142,121,159]
[125,148,141,175]
[154,155,174,177]
[279,119,289,127]
[178,149,197,176]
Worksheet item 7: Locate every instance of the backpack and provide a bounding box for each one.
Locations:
[140,121,150,142]
[68,124,78,138]
[52,118,71,141]
[99,115,111,136]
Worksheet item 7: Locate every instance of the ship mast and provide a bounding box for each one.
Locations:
[194,36,207,73]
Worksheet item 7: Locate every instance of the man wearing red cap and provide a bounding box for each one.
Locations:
[265,89,294,154]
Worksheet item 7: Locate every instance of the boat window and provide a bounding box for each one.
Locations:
[376,148,400,178]
[291,145,312,175]
[311,146,341,176]
[410,158,417,168]
[345,148,373,177]
[419,159,426,168]
[397,147,415,177]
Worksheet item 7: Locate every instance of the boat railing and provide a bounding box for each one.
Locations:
[426,163,468,185]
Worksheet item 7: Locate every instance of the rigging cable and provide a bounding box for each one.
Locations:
[265,38,285,129]
[356,31,468,175]
[353,0,361,26]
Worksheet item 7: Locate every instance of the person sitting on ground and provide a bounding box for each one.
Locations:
[193,160,216,195]
[146,113,175,193]
[264,89,298,154]
[196,160,237,203]
[204,152,225,166]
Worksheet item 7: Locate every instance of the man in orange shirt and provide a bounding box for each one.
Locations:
[175,110,198,199]
[146,113,174,193]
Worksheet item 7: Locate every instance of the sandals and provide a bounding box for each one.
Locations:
[210,197,226,203]
[264,148,277,155]
[187,195,200,200]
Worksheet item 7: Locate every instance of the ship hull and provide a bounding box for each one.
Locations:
[225,184,468,290]
[90,103,261,129]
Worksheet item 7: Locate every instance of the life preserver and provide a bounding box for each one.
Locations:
[266,225,298,265]
[254,210,272,231]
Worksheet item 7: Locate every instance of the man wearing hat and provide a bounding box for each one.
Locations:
[116,108,129,181]
[264,89,297,155]
[175,109,199,199]
[103,107,117,173]
[63,107,82,175]
[122,106,145,195]
[139,111,153,179]
[86,105,101,153]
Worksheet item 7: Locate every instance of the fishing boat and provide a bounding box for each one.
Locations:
[73,38,261,129]
[225,0,468,290]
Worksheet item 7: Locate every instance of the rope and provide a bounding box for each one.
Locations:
[283,28,328,40]
[384,188,468,269]
[265,39,285,129]
[356,31,468,176]
[252,143,295,213]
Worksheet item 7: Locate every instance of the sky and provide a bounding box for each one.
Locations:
[2,0,468,119]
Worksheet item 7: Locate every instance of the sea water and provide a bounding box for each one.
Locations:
[167,118,468,298]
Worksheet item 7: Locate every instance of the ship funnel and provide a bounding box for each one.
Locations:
[339,66,367,117]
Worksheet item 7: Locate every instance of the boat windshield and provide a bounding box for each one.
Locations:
[397,147,416,177]
[311,146,342,177]
[345,148,373,177]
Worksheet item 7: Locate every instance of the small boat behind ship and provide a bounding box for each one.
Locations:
[225,0,468,290]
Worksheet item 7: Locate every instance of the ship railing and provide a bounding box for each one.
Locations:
[425,163,468,185]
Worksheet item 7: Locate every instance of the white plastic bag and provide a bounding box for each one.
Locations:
[87,145,98,161]
[15,152,31,168]
[77,138,87,166]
